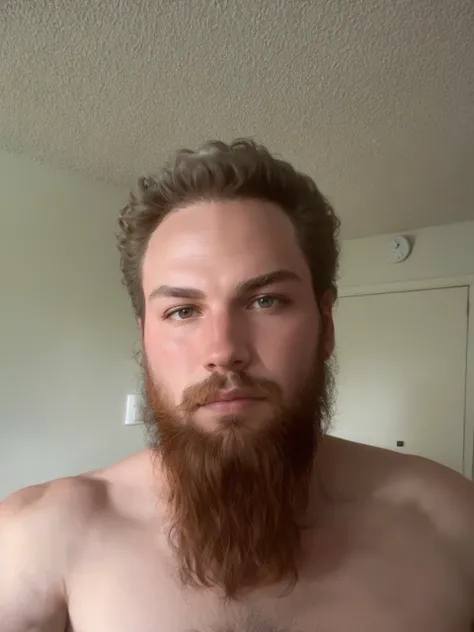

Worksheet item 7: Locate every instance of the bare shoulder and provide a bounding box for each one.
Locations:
[0,473,108,555]
[387,450,474,586]
[321,436,474,577]
[382,451,474,557]
[0,475,109,631]
[0,448,155,559]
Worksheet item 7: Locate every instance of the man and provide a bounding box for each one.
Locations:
[1,139,473,631]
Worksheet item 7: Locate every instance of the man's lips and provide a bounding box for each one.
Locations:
[203,390,263,404]
[200,390,265,411]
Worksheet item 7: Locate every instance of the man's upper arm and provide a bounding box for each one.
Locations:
[0,485,68,632]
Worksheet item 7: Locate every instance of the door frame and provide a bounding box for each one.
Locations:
[338,275,474,480]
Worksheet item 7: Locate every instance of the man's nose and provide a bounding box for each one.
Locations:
[203,311,251,373]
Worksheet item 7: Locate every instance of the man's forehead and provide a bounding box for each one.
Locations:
[143,245,310,299]
[144,199,306,271]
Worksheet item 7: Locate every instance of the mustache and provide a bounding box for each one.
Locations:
[178,372,282,414]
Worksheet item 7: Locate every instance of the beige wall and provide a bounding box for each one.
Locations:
[1,149,473,499]
[339,220,474,289]
[0,151,145,500]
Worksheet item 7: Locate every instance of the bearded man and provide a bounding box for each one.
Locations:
[2,139,474,632]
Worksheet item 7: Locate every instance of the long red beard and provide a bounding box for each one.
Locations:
[143,345,332,599]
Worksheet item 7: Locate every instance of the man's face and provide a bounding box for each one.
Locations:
[141,198,333,432]
[140,198,335,597]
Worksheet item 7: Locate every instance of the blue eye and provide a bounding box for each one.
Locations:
[167,306,197,320]
[252,296,279,309]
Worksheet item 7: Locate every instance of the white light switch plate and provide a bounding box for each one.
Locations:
[124,394,143,425]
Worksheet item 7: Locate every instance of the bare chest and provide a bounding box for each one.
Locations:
[66,505,472,632]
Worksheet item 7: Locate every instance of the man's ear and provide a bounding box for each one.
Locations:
[320,290,335,359]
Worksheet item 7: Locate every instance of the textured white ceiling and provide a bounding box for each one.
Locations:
[1,0,474,238]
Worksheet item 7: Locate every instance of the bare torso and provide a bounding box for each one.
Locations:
[60,438,473,632]
[2,437,473,632]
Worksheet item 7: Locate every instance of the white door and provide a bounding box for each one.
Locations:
[331,286,469,473]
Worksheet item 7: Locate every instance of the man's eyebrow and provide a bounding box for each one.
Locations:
[148,269,301,302]
[235,269,302,294]
[149,285,205,301]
